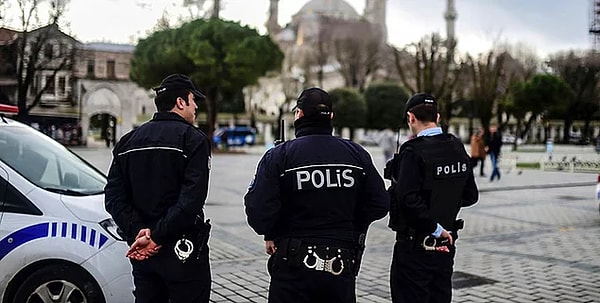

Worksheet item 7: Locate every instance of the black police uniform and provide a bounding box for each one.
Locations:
[105,111,212,303]
[244,109,389,302]
[387,133,478,303]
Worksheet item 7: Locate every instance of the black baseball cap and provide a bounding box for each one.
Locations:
[153,74,206,100]
[405,93,437,112]
[291,87,333,116]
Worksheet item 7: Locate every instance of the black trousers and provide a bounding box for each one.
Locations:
[471,157,485,176]
[390,240,455,303]
[130,243,211,303]
[267,250,356,303]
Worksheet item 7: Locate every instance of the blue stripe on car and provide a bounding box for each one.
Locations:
[0,223,49,261]
[0,222,111,261]
[71,223,77,239]
[89,229,96,246]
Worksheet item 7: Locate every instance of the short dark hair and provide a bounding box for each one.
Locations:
[154,89,190,112]
[408,103,437,123]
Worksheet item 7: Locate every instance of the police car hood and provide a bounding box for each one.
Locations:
[61,194,111,223]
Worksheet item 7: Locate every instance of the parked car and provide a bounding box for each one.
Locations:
[0,105,133,303]
[213,126,257,147]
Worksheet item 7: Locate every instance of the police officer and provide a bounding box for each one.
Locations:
[105,74,212,303]
[244,87,389,303]
[386,93,479,303]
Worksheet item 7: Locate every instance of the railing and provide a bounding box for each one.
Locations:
[498,154,518,173]
[541,156,600,173]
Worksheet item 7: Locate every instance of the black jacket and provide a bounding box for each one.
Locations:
[486,131,503,155]
[390,134,478,235]
[244,121,389,246]
[104,112,211,245]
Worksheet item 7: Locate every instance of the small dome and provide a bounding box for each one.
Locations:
[296,0,360,21]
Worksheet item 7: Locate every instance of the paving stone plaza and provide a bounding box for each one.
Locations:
[75,144,600,303]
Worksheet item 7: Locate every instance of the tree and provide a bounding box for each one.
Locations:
[510,74,571,146]
[14,0,76,119]
[130,19,284,146]
[393,33,462,131]
[493,43,540,132]
[547,51,600,143]
[363,83,409,130]
[465,50,507,133]
[329,87,366,140]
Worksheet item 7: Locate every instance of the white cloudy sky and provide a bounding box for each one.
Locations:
[2,0,591,58]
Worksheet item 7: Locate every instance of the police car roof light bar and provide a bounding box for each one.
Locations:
[0,104,18,114]
[0,104,18,123]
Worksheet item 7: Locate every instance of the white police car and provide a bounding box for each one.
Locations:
[0,105,133,303]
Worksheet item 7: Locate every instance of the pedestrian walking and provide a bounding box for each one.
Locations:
[385,93,479,303]
[104,74,213,303]
[470,127,486,177]
[486,124,503,181]
[244,87,389,303]
[380,128,398,163]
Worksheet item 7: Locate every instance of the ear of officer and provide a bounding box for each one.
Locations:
[153,73,205,125]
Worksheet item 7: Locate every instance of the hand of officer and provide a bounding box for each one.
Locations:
[435,229,453,253]
[126,229,161,260]
[265,240,277,255]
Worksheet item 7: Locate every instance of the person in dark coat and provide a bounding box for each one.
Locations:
[105,74,212,303]
[387,93,479,303]
[486,124,503,181]
[244,87,389,303]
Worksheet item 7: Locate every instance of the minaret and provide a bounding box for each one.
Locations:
[363,0,387,43]
[266,0,281,36]
[445,0,457,62]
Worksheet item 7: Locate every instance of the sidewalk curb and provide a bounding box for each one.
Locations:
[480,181,596,192]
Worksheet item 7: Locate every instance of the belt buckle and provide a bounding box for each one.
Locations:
[302,246,344,275]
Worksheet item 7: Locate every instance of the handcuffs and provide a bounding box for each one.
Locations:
[302,246,344,276]
[174,237,194,262]
[422,235,450,251]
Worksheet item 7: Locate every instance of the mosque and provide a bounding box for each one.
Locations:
[244,0,390,121]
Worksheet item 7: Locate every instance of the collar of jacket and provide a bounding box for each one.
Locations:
[151,111,190,124]
[294,116,333,137]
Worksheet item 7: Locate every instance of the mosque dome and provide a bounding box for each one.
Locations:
[296,0,360,21]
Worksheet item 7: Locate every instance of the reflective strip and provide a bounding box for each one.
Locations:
[117,146,187,158]
[282,163,364,176]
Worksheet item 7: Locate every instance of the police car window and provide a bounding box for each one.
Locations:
[0,124,106,196]
[0,176,42,216]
